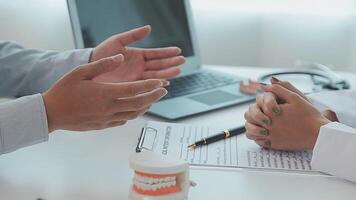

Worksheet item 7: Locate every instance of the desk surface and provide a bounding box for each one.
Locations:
[1,66,356,200]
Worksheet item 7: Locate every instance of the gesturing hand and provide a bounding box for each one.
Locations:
[43,54,168,132]
[91,25,185,82]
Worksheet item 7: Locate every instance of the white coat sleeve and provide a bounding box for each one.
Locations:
[312,122,356,182]
[307,90,356,182]
[308,90,356,128]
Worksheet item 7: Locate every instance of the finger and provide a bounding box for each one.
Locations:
[144,47,182,60]
[113,88,168,112]
[262,92,281,115]
[255,139,272,149]
[107,121,127,128]
[103,79,167,98]
[256,93,274,118]
[256,93,271,116]
[110,107,150,121]
[244,104,271,127]
[73,54,124,80]
[245,122,269,140]
[142,67,181,79]
[260,84,298,104]
[114,25,151,46]
[145,56,185,70]
[270,77,308,101]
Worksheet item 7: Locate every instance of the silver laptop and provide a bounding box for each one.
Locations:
[67,0,255,120]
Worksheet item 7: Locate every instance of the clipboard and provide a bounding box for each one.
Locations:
[134,121,321,174]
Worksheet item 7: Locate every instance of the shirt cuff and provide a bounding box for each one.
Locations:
[311,122,356,182]
[52,48,93,76]
[0,94,49,154]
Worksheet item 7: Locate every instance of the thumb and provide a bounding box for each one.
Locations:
[74,54,124,80]
[270,77,307,100]
[115,25,151,46]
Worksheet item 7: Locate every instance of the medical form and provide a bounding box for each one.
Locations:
[136,121,317,172]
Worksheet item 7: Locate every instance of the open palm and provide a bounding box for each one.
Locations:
[90,25,184,83]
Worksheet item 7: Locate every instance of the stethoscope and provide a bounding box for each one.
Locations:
[257,62,350,92]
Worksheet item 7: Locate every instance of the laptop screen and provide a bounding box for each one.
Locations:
[74,0,194,57]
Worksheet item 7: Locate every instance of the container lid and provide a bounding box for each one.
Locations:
[130,151,188,174]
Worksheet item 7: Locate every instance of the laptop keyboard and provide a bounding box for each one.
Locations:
[162,71,240,100]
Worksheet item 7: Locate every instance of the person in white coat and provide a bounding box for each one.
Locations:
[0,25,185,155]
[244,77,356,183]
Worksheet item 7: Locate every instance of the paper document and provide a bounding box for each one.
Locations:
[137,121,315,172]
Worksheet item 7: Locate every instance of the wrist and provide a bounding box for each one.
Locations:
[322,110,338,122]
[42,92,59,133]
[309,116,331,149]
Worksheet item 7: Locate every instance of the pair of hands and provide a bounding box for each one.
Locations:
[43,25,185,132]
[244,78,338,151]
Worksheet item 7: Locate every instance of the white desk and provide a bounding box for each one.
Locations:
[1,66,356,200]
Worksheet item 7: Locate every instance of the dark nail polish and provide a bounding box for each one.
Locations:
[271,77,281,82]
[265,141,271,147]
[260,129,269,136]
[259,82,267,86]
[272,107,280,114]
[262,118,270,125]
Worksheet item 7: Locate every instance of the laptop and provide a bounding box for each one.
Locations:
[67,0,255,120]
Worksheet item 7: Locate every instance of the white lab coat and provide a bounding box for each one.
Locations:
[308,90,356,183]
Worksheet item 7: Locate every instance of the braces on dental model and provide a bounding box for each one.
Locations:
[129,151,194,200]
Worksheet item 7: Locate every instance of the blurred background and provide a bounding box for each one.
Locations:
[1,0,356,72]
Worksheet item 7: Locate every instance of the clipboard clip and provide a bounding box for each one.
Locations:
[136,126,158,152]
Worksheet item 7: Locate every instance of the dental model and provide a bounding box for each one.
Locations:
[129,151,192,200]
[239,79,265,94]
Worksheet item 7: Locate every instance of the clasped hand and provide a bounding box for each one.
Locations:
[244,78,337,151]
